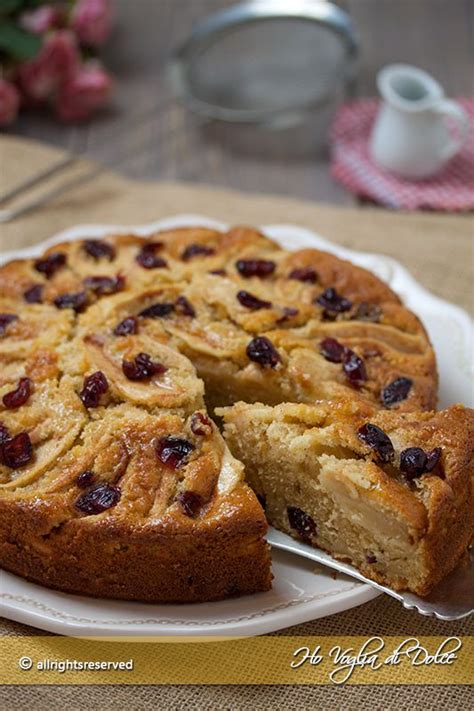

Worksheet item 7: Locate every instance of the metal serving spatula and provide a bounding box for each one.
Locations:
[267,527,473,621]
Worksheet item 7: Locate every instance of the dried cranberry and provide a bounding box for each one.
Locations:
[176,490,202,517]
[316,287,352,318]
[365,553,377,564]
[237,290,272,311]
[400,446,442,480]
[24,284,44,304]
[190,412,213,436]
[83,274,125,296]
[0,432,33,469]
[156,436,195,469]
[80,371,109,408]
[277,307,299,323]
[352,302,381,323]
[320,337,346,363]
[83,240,115,261]
[246,336,282,368]
[288,267,318,283]
[342,349,367,386]
[34,252,66,279]
[287,506,317,540]
[122,352,167,381]
[0,313,18,337]
[76,470,95,488]
[75,482,121,515]
[425,447,442,472]
[235,259,276,278]
[175,296,196,317]
[139,302,174,319]
[0,423,10,445]
[136,243,167,269]
[381,377,413,407]
[54,291,88,313]
[113,316,138,336]
[358,423,395,463]
[181,244,215,261]
[138,253,168,270]
[2,378,32,409]
[399,447,428,480]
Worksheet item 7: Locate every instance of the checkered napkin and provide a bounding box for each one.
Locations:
[329,98,474,210]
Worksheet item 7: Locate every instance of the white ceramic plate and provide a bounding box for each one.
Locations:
[0,215,472,639]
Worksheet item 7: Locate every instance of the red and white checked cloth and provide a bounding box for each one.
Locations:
[330,98,474,210]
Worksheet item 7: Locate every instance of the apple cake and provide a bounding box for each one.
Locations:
[220,400,473,596]
[0,224,470,601]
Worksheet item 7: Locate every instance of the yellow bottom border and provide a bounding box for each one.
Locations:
[0,635,472,685]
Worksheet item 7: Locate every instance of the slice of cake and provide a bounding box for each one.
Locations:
[220,400,473,596]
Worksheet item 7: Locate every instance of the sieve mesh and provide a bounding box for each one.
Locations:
[170,1,357,124]
[188,18,348,113]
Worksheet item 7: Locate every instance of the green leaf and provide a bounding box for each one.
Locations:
[0,0,25,16]
[0,21,42,60]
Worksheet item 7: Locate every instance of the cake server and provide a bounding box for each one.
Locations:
[267,527,473,621]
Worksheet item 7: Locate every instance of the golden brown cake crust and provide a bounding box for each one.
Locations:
[0,487,270,602]
[0,224,446,601]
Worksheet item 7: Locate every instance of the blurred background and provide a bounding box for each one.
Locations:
[3,0,474,206]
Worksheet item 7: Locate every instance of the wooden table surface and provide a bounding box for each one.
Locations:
[9,0,474,206]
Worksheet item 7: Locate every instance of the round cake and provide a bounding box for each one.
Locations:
[0,225,470,601]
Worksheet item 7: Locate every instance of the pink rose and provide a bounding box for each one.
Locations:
[72,0,114,47]
[17,31,78,102]
[55,61,113,122]
[19,5,62,35]
[0,79,20,127]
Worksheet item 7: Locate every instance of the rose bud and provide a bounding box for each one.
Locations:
[19,5,63,35]
[17,31,78,102]
[72,0,114,48]
[55,61,113,122]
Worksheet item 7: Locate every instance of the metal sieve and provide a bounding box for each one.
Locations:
[168,0,358,127]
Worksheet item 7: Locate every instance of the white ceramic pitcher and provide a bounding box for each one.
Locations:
[370,64,469,179]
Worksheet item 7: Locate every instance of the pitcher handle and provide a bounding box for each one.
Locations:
[433,99,470,162]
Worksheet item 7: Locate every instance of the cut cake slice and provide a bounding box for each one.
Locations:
[220,400,473,596]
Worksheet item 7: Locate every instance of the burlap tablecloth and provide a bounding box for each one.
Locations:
[0,136,472,709]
